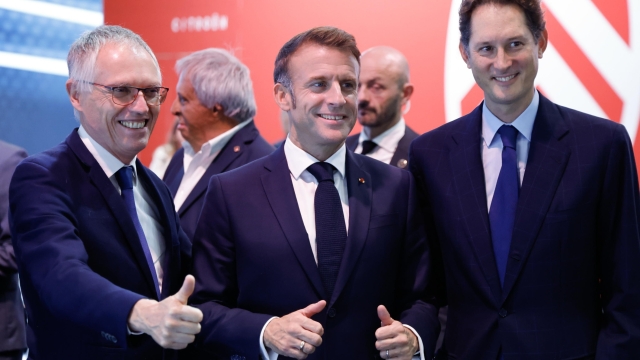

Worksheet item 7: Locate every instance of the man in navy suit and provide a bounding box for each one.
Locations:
[189,27,440,360]
[409,1,640,359]
[0,141,27,360]
[163,48,274,240]
[346,46,418,169]
[9,25,202,359]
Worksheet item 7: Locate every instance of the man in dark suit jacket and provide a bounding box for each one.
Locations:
[9,25,202,359]
[163,48,274,240]
[410,1,640,359]
[346,46,418,169]
[0,140,27,360]
[189,27,440,360]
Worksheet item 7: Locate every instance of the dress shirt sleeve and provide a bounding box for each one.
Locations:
[259,317,279,360]
[403,324,425,360]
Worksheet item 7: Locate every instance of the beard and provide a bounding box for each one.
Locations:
[358,93,402,129]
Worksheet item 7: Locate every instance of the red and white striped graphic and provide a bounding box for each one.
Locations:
[444,0,640,146]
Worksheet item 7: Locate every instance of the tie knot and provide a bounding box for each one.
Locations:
[498,125,518,149]
[360,140,378,155]
[115,166,134,190]
[307,162,335,183]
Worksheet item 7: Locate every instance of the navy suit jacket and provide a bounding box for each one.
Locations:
[0,140,27,353]
[10,130,191,360]
[189,145,440,359]
[163,120,274,239]
[346,125,419,168]
[409,95,640,360]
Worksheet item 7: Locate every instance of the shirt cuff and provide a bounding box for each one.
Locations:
[403,324,425,360]
[127,326,143,336]
[259,317,279,360]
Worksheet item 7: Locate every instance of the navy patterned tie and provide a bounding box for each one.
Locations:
[306,162,347,298]
[489,125,519,287]
[360,140,378,155]
[115,166,160,299]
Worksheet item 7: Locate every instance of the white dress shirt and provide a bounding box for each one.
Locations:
[259,138,424,360]
[174,120,251,211]
[78,126,166,292]
[355,117,406,164]
[482,90,539,211]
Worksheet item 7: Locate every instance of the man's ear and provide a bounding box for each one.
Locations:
[274,83,292,111]
[537,29,548,58]
[401,83,414,106]
[459,42,471,69]
[66,79,83,112]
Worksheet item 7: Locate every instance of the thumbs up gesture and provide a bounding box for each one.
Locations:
[127,275,204,349]
[264,300,326,359]
[375,305,419,360]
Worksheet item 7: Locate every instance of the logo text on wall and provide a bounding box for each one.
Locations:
[171,13,228,33]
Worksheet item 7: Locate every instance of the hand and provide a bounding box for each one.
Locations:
[375,305,419,360]
[264,300,326,359]
[128,275,204,349]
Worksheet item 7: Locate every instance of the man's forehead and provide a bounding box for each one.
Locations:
[468,3,531,42]
[290,44,358,71]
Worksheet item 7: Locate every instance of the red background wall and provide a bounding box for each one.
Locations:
[104,0,640,168]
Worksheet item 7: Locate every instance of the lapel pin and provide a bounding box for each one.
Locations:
[233,146,241,153]
[358,178,365,184]
[397,159,408,169]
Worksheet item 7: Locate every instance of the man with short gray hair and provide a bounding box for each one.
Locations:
[10,25,201,359]
[163,48,274,240]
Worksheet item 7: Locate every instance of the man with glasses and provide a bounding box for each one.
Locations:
[9,25,202,359]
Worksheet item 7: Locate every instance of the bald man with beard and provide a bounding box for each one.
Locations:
[346,46,418,169]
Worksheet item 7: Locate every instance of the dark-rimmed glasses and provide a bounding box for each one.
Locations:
[85,82,169,106]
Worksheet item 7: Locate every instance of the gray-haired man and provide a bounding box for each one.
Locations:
[163,48,274,240]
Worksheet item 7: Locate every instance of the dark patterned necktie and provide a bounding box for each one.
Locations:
[115,166,160,299]
[360,140,378,155]
[488,125,519,287]
[306,162,347,298]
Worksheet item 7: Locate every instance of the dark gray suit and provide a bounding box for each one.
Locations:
[0,140,27,358]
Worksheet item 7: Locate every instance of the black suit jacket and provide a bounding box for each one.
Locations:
[409,95,640,360]
[10,130,191,359]
[190,146,440,359]
[0,140,27,353]
[163,120,274,239]
[346,125,418,168]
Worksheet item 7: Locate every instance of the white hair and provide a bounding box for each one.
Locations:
[175,48,256,123]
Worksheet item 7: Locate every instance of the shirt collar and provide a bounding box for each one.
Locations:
[78,125,137,182]
[182,119,253,157]
[283,137,346,181]
[482,90,538,147]
[359,118,406,153]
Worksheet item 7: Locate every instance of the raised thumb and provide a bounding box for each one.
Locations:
[377,305,394,326]
[300,300,327,318]
[174,274,196,304]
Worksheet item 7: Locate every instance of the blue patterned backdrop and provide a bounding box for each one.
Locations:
[0,0,102,155]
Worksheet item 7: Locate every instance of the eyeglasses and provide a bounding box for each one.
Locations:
[85,82,169,106]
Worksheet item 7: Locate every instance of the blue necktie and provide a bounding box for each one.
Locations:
[489,125,519,287]
[115,166,161,299]
[307,162,347,298]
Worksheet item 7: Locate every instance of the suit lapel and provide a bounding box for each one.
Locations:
[500,95,570,302]
[67,130,160,299]
[449,106,502,303]
[178,121,259,216]
[164,148,184,197]
[330,151,372,306]
[261,147,326,299]
[390,126,417,168]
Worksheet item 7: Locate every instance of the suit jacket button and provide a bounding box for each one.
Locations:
[499,308,508,318]
[397,159,408,169]
[327,307,337,318]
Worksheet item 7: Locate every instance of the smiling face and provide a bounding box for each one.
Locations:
[460,3,547,122]
[170,75,217,151]
[274,44,359,160]
[68,42,162,163]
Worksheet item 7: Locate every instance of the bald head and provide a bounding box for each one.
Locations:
[361,46,410,87]
[357,46,414,138]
